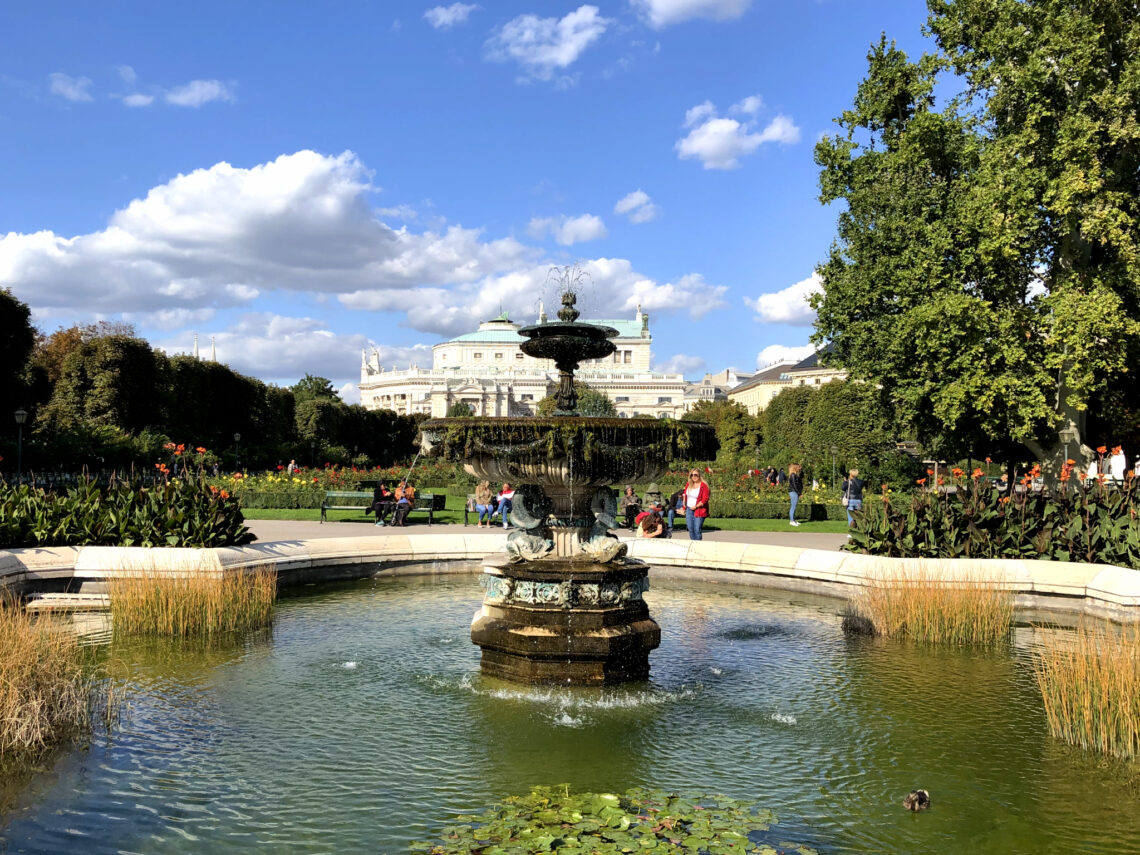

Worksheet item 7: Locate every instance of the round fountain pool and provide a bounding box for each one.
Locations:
[2,574,1139,854]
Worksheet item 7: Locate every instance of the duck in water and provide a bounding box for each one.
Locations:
[903,790,930,811]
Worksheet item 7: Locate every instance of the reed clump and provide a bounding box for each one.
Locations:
[1033,622,1140,759]
[109,565,276,637]
[0,597,99,760]
[848,569,1013,645]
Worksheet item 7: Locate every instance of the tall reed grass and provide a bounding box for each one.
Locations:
[1033,622,1140,759]
[0,596,101,760]
[848,569,1013,645]
[108,565,277,637]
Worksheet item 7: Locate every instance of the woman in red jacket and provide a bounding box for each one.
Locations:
[684,468,711,541]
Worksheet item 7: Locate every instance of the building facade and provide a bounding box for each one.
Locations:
[359,306,689,419]
[728,350,848,415]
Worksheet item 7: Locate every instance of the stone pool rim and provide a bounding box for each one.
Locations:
[2,533,1139,622]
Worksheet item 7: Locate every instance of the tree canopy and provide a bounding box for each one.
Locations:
[0,288,35,419]
[813,1,1140,474]
[682,399,762,462]
[291,374,340,405]
[535,382,617,417]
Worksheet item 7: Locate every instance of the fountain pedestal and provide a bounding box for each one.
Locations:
[472,555,660,685]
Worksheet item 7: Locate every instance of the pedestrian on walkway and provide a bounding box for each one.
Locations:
[787,463,804,526]
[684,468,710,541]
[841,468,864,526]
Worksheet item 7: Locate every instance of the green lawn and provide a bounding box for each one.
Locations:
[242,498,851,534]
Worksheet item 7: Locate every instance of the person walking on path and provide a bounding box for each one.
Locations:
[841,468,864,526]
[684,468,710,540]
[474,480,495,527]
[787,463,804,526]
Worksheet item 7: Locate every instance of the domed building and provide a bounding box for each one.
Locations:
[359,305,687,418]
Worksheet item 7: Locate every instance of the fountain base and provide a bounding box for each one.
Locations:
[471,555,660,686]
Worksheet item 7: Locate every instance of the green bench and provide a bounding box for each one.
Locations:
[321,490,374,523]
[320,490,445,524]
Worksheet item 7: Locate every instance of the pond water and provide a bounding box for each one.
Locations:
[1,574,1138,854]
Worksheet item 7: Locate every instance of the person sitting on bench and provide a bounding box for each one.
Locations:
[392,480,416,527]
[372,482,394,526]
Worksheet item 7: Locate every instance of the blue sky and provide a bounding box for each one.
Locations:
[1,0,930,401]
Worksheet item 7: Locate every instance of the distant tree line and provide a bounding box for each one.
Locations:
[682,382,921,487]
[0,289,420,474]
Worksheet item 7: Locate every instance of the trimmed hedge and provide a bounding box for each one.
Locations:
[710,501,846,521]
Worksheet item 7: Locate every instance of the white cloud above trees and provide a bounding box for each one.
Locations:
[164,79,234,106]
[424,3,478,29]
[1,149,726,354]
[485,5,610,82]
[49,72,93,101]
[756,343,814,368]
[527,213,608,245]
[631,0,752,28]
[744,272,822,325]
[676,96,800,169]
[653,352,706,377]
[614,190,659,223]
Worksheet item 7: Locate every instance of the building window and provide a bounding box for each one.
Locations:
[521,394,533,402]
[815,378,821,384]
[495,352,503,359]
[657,397,672,405]
[623,351,632,364]
[615,396,629,403]
[515,352,524,360]
[474,352,482,359]
[658,412,669,419]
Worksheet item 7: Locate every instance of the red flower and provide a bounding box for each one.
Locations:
[277,464,284,470]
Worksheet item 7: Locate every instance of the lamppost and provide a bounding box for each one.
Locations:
[234,432,241,472]
[14,409,27,485]
[830,445,838,488]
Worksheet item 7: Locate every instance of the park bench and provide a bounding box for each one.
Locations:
[320,490,374,523]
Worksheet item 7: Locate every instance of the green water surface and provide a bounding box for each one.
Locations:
[1,574,1137,854]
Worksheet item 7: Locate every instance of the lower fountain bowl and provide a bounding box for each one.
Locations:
[471,555,661,686]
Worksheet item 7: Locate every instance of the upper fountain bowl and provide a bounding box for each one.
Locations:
[518,321,619,365]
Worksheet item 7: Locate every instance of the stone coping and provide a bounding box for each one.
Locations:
[1,533,1137,620]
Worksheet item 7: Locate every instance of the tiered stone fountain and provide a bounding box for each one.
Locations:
[421,288,716,685]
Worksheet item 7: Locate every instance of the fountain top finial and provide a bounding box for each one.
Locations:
[558,290,580,323]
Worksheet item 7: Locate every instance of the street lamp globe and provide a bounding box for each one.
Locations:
[14,408,28,425]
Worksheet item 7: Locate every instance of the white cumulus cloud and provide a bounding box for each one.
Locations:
[49,72,93,102]
[614,190,659,224]
[654,353,706,377]
[424,3,478,28]
[744,273,822,325]
[485,5,610,82]
[118,65,138,85]
[123,93,155,107]
[164,79,234,107]
[756,343,814,368]
[631,0,752,28]
[528,214,607,245]
[676,96,800,169]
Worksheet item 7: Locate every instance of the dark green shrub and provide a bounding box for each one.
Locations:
[0,475,252,549]
[846,473,1140,568]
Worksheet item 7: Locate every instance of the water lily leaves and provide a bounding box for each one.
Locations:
[412,786,814,854]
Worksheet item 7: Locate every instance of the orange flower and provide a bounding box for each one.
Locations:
[952,467,964,478]
[219,490,230,499]
[1066,458,1076,465]
[1112,445,1123,456]
[916,478,927,486]
[1097,445,1107,454]
[163,441,176,451]
[1059,469,1070,483]
[209,486,219,495]
[985,457,992,464]
[972,468,984,479]
[926,468,935,475]
[999,496,1011,504]
[195,446,207,454]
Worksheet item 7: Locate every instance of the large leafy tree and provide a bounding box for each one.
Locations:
[682,399,762,461]
[813,2,1140,475]
[0,289,35,418]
